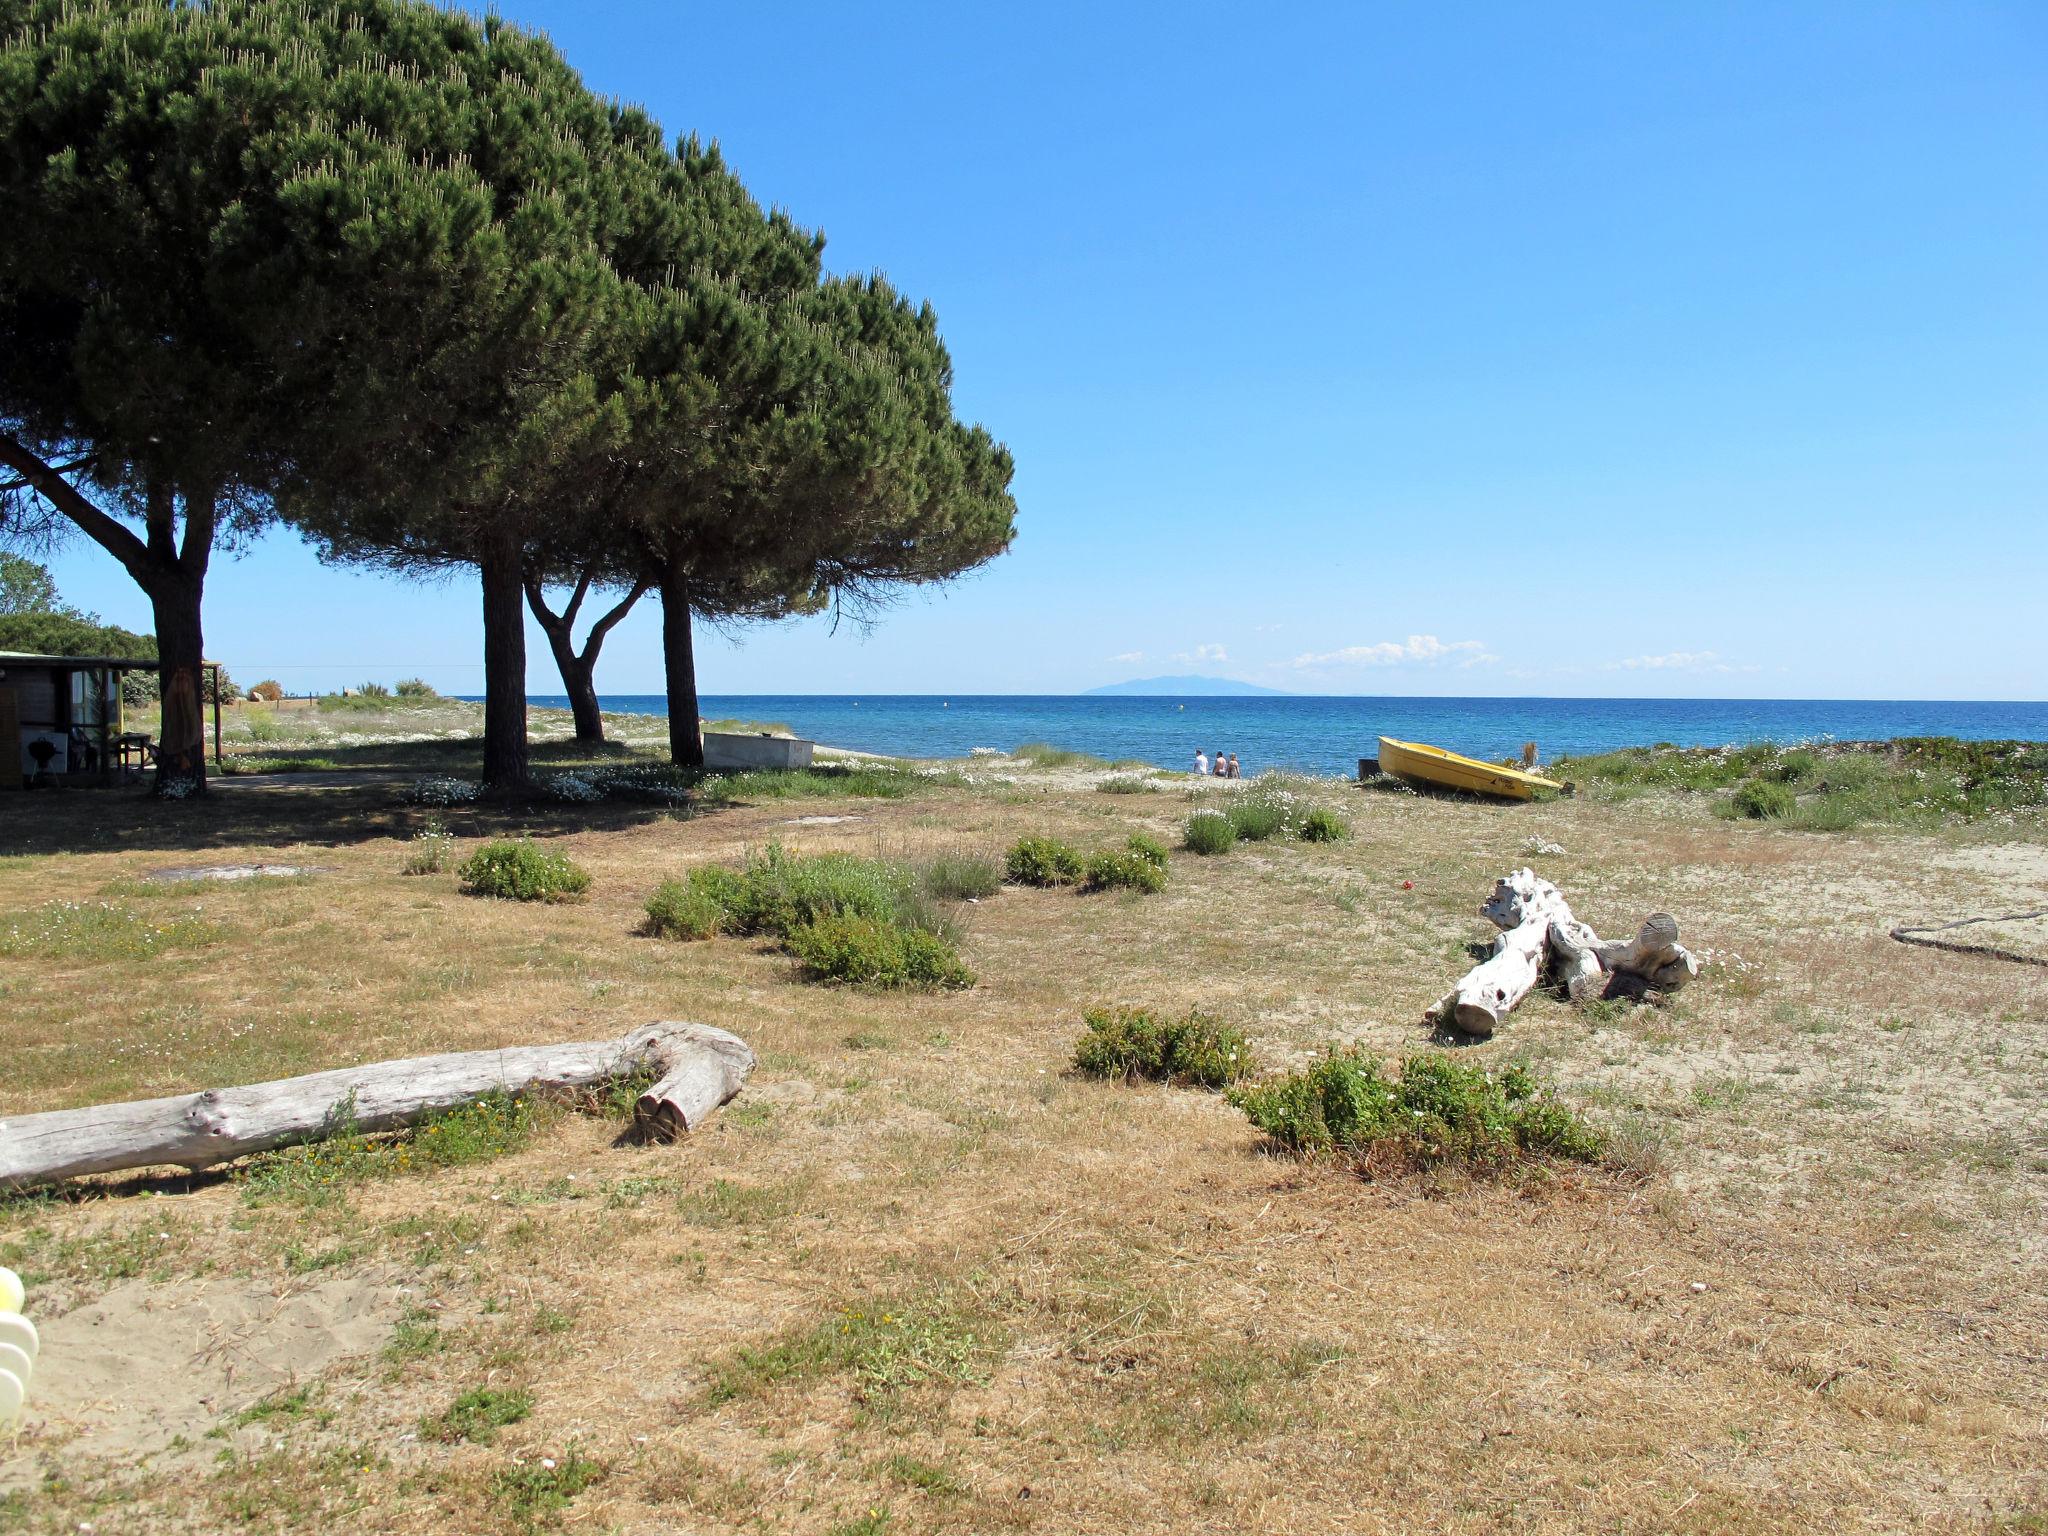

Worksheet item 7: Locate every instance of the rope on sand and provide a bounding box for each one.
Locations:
[1890,908,2048,968]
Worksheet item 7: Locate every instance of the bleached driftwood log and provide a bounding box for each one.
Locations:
[0,1023,753,1191]
[1434,870,1697,1037]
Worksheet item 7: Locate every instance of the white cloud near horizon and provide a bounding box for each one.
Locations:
[1175,642,1228,664]
[1607,649,1757,674]
[1110,650,1146,664]
[1290,635,1496,669]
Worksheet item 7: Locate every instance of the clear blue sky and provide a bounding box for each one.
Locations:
[42,1,2048,699]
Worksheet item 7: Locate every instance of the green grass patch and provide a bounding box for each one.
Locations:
[1010,741,1109,769]
[701,764,930,802]
[218,755,347,774]
[1005,835,1085,887]
[1231,1051,1606,1173]
[707,1291,996,1407]
[1072,1005,1253,1088]
[490,1446,601,1530]
[644,867,740,940]
[1558,737,2048,830]
[459,840,591,902]
[237,1091,546,1205]
[0,900,220,961]
[918,851,1002,902]
[1298,805,1351,842]
[422,1386,533,1445]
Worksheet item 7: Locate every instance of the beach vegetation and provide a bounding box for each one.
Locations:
[1072,1006,1252,1088]
[786,912,975,990]
[1231,1051,1605,1173]
[1011,742,1109,769]
[1081,846,1168,894]
[1097,775,1153,794]
[1560,737,2048,829]
[1005,835,1086,886]
[402,821,455,876]
[1298,806,1351,842]
[919,851,1003,902]
[459,841,592,903]
[238,1092,545,1205]
[1184,811,1238,855]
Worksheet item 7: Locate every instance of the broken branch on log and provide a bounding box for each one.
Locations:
[0,1023,753,1191]
[1433,869,1698,1037]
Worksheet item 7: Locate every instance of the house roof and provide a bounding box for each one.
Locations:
[0,650,192,672]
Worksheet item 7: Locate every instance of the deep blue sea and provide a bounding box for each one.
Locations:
[517,695,2048,777]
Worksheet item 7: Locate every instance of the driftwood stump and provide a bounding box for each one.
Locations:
[0,1023,754,1191]
[1434,870,1698,1037]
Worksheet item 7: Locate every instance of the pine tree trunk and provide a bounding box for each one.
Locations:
[149,576,207,795]
[478,536,530,789]
[541,627,606,743]
[660,565,702,768]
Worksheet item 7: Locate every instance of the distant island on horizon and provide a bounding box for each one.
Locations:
[1082,674,1292,698]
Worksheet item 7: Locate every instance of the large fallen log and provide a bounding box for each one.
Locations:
[1435,870,1697,1037]
[0,1023,753,1191]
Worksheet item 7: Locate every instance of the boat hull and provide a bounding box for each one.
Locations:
[1377,736,1564,801]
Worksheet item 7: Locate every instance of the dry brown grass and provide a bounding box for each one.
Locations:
[2,763,2045,1533]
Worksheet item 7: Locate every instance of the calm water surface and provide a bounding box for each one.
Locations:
[516,695,2048,777]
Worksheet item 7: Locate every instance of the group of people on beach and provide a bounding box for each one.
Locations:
[1193,749,1241,779]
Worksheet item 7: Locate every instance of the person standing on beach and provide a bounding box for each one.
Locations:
[1213,749,1227,777]
[1194,749,1209,777]
[1228,753,1241,779]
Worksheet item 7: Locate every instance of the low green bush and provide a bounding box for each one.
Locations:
[1011,741,1109,769]
[1298,806,1351,843]
[1224,798,1287,842]
[1072,1005,1253,1088]
[458,840,591,902]
[1097,775,1152,795]
[1005,835,1085,887]
[1230,1051,1605,1173]
[1082,847,1168,894]
[645,868,741,940]
[394,677,438,698]
[787,913,974,990]
[1124,832,1170,870]
[1729,778,1796,819]
[238,1091,545,1204]
[1184,810,1237,855]
[920,851,1002,902]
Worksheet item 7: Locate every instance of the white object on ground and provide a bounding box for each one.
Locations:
[0,1023,754,1189]
[1434,869,1698,1037]
[0,1340,28,1388]
[0,1366,22,1426]
[0,1312,36,1362]
[0,1265,21,1313]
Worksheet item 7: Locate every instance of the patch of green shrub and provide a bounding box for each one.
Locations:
[1224,797,1286,842]
[1230,1051,1605,1172]
[702,764,930,802]
[1005,835,1085,887]
[727,845,913,934]
[393,678,438,698]
[1729,778,1796,820]
[1124,832,1170,870]
[1082,847,1168,894]
[459,840,591,902]
[423,1386,532,1445]
[1097,775,1152,795]
[1184,810,1237,855]
[402,820,454,876]
[1072,1006,1252,1088]
[787,913,974,990]
[1011,741,1108,769]
[645,867,741,940]
[920,851,1002,902]
[1297,806,1350,843]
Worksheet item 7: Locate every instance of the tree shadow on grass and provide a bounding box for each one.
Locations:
[0,779,701,858]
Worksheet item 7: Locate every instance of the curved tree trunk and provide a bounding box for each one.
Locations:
[659,563,702,768]
[478,534,530,790]
[524,570,648,745]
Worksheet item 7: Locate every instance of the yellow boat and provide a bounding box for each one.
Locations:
[1377,736,1567,801]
